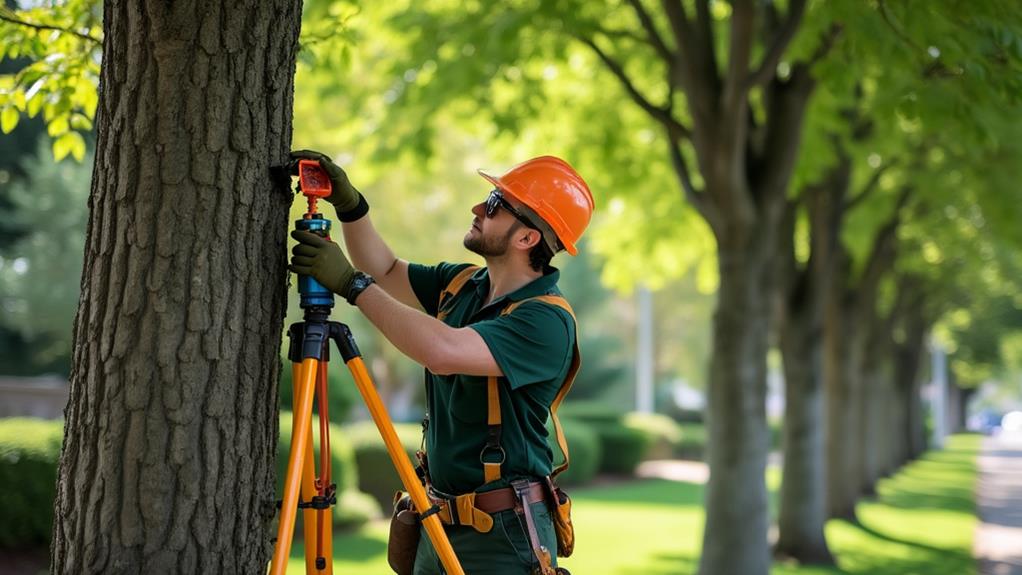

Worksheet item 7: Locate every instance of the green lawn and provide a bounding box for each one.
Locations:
[286,434,980,574]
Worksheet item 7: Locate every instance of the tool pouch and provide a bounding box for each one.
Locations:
[387,492,420,575]
[545,477,575,558]
[436,492,495,533]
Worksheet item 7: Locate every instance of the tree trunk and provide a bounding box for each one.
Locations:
[858,362,886,494]
[859,310,890,495]
[51,2,301,573]
[824,183,904,517]
[889,283,925,468]
[776,298,833,563]
[824,278,862,519]
[774,175,836,564]
[700,248,772,575]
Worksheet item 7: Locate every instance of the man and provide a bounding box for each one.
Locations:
[287,150,593,575]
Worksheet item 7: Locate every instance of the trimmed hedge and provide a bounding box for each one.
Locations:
[624,412,684,460]
[345,421,423,511]
[593,422,655,474]
[0,417,63,548]
[557,403,658,475]
[276,412,380,527]
[549,418,601,486]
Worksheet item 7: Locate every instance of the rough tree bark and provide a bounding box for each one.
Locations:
[51,1,302,573]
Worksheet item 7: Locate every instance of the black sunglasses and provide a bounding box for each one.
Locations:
[485,190,537,229]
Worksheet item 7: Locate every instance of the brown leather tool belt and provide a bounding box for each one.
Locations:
[427,481,546,533]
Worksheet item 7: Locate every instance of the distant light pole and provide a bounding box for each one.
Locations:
[930,337,948,449]
[636,286,654,414]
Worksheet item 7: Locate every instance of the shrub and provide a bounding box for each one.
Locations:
[593,422,655,474]
[676,422,707,460]
[345,421,423,511]
[623,412,684,460]
[276,412,380,528]
[558,401,622,426]
[557,404,659,475]
[549,418,601,486]
[0,417,63,548]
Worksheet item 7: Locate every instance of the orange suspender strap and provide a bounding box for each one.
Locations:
[437,265,480,322]
[483,375,504,483]
[496,295,581,481]
[434,266,581,484]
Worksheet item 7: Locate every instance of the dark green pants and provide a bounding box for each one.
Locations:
[412,500,558,575]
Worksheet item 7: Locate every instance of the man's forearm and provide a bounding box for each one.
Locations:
[341,216,398,277]
[354,284,449,369]
[353,284,502,377]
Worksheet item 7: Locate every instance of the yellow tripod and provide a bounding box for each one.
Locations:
[269,161,464,574]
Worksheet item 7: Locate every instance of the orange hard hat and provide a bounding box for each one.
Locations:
[478,156,594,256]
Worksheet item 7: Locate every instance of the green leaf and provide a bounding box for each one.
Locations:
[69,113,92,131]
[68,131,86,162]
[47,113,70,137]
[52,131,79,161]
[26,92,43,117]
[1,107,18,134]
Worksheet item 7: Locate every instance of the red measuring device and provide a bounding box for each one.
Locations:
[298,159,333,215]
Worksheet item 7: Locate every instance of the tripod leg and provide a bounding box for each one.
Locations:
[270,357,319,575]
[308,360,333,574]
[299,363,324,574]
[344,356,465,575]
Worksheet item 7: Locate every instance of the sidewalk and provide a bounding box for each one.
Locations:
[974,430,1022,574]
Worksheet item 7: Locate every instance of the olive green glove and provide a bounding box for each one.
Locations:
[289,230,357,297]
[290,149,365,216]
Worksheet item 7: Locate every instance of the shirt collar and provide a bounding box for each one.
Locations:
[472,266,561,310]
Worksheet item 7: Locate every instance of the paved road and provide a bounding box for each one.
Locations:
[974,430,1022,574]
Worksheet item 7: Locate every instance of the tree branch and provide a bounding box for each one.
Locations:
[817,23,844,64]
[877,0,927,56]
[660,0,692,60]
[723,0,755,120]
[0,12,101,45]
[860,185,913,293]
[660,0,720,128]
[693,0,720,91]
[626,0,674,63]
[668,134,719,231]
[599,26,650,45]
[746,0,807,89]
[844,160,897,213]
[578,34,691,140]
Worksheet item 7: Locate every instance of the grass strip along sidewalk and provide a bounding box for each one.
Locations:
[287,434,980,574]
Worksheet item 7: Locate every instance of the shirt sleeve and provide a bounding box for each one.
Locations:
[407,262,476,317]
[469,301,575,390]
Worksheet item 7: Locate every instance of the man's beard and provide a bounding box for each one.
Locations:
[464,223,519,257]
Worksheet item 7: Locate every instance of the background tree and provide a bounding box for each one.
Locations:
[48,1,302,572]
[0,140,91,375]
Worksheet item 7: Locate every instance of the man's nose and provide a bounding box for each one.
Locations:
[471,202,486,218]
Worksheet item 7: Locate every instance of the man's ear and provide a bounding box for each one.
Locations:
[517,228,543,250]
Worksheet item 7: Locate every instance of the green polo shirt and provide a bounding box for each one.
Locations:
[407,262,576,495]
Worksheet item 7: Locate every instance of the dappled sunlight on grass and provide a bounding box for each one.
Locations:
[775,434,980,575]
[287,435,979,574]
